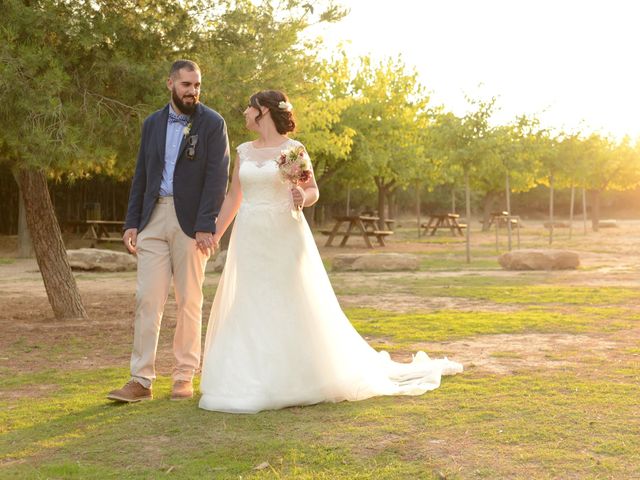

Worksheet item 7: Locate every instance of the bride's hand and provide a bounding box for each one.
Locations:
[212,234,221,252]
[291,186,305,209]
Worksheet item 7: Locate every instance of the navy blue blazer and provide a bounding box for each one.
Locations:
[124,103,230,238]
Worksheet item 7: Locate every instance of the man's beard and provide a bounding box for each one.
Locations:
[172,88,199,115]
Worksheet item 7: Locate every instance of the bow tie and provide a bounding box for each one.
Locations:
[168,110,190,126]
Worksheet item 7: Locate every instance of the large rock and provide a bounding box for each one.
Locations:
[498,249,580,270]
[332,253,420,272]
[67,248,136,272]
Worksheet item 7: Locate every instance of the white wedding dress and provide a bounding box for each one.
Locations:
[199,139,462,413]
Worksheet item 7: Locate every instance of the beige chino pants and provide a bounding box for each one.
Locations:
[130,197,209,388]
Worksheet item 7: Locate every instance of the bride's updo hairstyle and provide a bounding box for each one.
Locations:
[249,90,296,134]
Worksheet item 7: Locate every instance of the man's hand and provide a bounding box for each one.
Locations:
[123,228,138,254]
[195,231,217,256]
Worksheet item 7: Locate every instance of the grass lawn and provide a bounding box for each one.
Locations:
[1,226,639,479]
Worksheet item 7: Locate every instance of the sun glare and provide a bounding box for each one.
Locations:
[310,0,640,139]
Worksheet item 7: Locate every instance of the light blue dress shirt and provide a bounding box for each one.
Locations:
[160,105,190,197]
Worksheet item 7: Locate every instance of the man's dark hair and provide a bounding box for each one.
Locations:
[170,60,201,78]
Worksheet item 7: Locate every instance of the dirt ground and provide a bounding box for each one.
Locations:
[1,220,639,379]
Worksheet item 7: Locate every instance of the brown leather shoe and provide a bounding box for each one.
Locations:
[107,380,152,403]
[171,380,193,401]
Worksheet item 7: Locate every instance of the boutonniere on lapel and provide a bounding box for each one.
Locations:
[186,134,198,160]
[182,122,192,138]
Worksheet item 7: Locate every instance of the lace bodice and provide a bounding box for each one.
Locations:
[236,139,301,212]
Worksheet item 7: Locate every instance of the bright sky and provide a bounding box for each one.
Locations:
[309,0,640,140]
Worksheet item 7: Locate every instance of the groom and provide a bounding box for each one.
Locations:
[108,60,230,402]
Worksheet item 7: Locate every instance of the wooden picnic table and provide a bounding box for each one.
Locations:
[321,215,393,248]
[488,211,522,250]
[487,211,521,228]
[421,213,466,236]
[65,220,125,245]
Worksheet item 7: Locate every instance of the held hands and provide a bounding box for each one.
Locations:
[291,186,306,209]
[195,231,219,256]
[123,228,138,254]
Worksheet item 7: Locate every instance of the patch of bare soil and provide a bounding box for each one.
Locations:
[0,287,213,379]
[391,332,626,375]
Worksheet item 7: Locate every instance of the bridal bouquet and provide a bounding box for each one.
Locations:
[277,145,312,184]
[277,145,312,220]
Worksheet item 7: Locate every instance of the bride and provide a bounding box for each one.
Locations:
[199,90,462,413]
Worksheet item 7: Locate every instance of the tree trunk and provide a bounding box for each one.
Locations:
[304,204,316,228]
[582,187,587,235]
[375,177,394,230]
[387,188,397,220]
[465,170,471,263]
[13,170,34,258]
[569,185,575,240]
[591,189,601,232]
[346,185,351,216]
[17,190,34,257]
[451,188,456,214]
[505,172,512,251]
[481,191,498,232]
[416,181,421,238]
[548,175,554,245]
[18,168,88,320]
[376,182,386,230]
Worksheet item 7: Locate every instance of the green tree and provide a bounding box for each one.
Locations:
[192,0,347,147]
[474,118,540,242]
[581,135,640,231]
[0,0,345,319]
[433,98,496,262]
[0,0,193,319]
[345,57,429,228]
[408,108,459,237]
[555,133,589,237]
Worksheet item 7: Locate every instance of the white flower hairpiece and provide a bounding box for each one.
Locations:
[278,101,293,112]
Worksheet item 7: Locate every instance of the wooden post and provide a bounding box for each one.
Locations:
[505,171,512,251]
[569,185,575,239]
[548,175,554,245]
[346,185,351,216]
[416,181,421,238]
[582,187,587,235]
[465,170,471,264]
